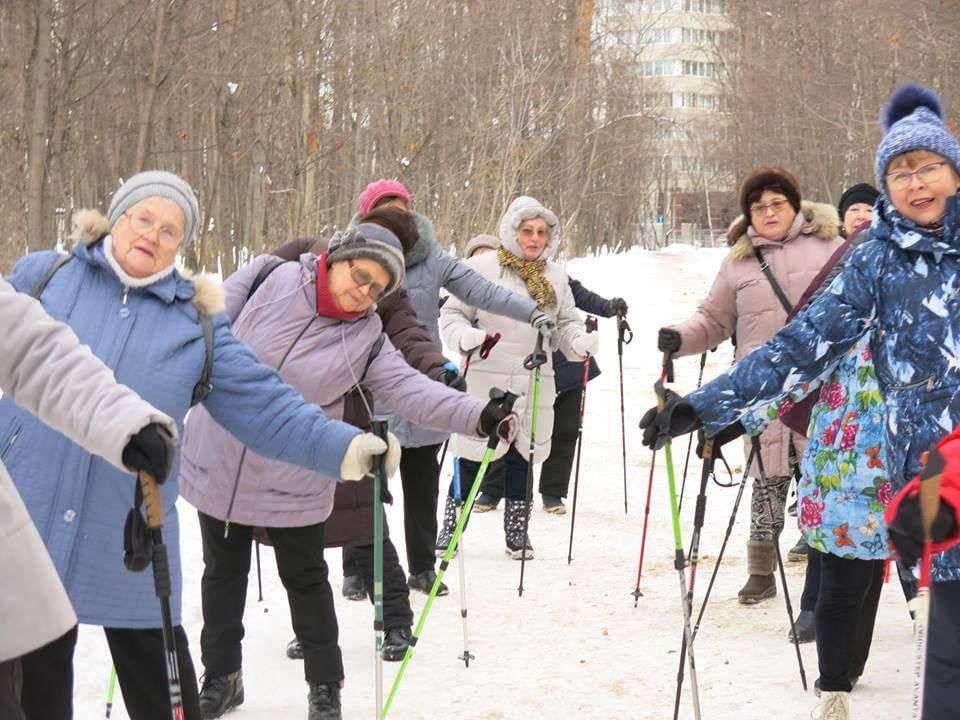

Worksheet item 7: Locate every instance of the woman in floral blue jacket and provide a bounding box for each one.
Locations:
[641,84,960,719]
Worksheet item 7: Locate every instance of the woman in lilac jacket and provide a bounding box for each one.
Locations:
[178,222,514,720]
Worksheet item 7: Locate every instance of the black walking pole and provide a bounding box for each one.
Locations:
[137,471,185,720]
[752,437,808,690]
[567,315,598,564]
[678,352,709,514]
[518,333,548,597]
[617,312,633,514]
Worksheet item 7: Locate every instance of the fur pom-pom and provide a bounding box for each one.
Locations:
[881,83,944,131]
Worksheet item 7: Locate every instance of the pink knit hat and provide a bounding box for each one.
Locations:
[357,179,412,215]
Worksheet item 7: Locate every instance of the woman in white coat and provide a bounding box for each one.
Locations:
[440,196,597,558]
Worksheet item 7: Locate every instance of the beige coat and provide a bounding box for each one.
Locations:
[0,277,174,662]
[670,201,843,476]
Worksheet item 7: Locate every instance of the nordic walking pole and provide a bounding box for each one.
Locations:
[617,312,634,514]
[567,315,598,564]
[631,365,666,605]
[692,446,756,642]
[911,446,945,719]
[752,437,807,690]
[437,333,501,470]
[382,389,519,717]
[370,418,390,720]
[104,665,117,718]
[452,460,474,667]
[672,431,719,720]
[255,541,263,602]
[519,334,548,597]
[137,471,185,720]
[654,357,702,720]
[678,352,708,514]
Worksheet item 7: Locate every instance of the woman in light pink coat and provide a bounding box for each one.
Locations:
[657,168,842,604]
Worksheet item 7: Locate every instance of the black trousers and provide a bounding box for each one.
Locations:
[398,443,442,575]
[925,580,960,720]
[343,539,414,630]
[800,547,822,612]
[10,623,201,720]
[816,553,884,692]
[538,387,583,498]
[198,512,343,683]
[456,445,529,500]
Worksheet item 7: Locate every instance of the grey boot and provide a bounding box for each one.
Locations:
[435,496,458,557]
[504,498,534,560]
[738,540,777,604]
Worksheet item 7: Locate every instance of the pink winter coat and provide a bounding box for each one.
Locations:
[669,201,842,476]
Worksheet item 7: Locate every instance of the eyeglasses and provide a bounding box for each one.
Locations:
[347,260,387,301]
[123,210,183,245]
[886,161,950,192]
[750,199,789,217]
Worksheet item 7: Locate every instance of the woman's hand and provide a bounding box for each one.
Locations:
[340,431,401,480]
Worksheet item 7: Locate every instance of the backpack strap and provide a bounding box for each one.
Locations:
[753,246,794,315]
[246,257,290,303]
[30,253,73,299]
[191,313,216,406]
[359,333,386,384]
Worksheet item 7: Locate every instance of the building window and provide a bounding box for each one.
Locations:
[681,27,722,44]
[640,59,679,76]
[681,60,723,78]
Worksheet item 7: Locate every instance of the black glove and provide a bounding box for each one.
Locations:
[478,399,518,440]
[888,497,958,567]
[607,297,628,316]
[695,422,746,461]
[657,327,682,353]
[437,362,467,392]
[638,389,701,450]
[122,423,174,483]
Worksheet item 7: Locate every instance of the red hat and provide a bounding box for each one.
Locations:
[357,179,412,215]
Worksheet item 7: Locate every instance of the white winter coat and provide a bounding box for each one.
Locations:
[0,277,174,662]
[440,196,590,464]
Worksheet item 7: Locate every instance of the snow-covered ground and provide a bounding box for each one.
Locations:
[74,245,913,719]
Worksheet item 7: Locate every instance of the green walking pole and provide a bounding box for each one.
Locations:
[518,333,547,596]
[654,354,702,720]
[382,389,519,718]
[105,665,117,718]
[370,418,390,720]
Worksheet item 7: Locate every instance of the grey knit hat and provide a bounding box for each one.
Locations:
[464,233,499,258]
[327,222,406,296]
[107,170,200,247]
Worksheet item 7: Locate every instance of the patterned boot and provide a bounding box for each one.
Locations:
[503,498,534,560]
[435,496,458,558]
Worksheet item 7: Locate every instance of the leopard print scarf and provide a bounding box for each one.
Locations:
[497,246,556,309]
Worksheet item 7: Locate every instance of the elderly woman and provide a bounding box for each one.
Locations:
[657,168,842,603]
[179,219,515,720]
[1,171,395,720]
[441,196,597,558]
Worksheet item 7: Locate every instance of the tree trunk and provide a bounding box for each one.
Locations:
[26,0,53,249]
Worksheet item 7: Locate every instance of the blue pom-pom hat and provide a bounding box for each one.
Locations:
[875,82,960,189]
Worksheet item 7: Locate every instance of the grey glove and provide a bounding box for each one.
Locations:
[530,311,561,351]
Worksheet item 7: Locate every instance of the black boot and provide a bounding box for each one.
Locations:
[504,498,534,560]
[435,496,459,558]
[199,670,244,719]
[307,681,342,720]
[286,636,303,659]
[787,609,816,644]
[382,628,412,662]
[408,569,449,596]
[341,574,366,601]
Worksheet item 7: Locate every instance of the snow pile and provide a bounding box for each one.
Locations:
[74,246,913,719]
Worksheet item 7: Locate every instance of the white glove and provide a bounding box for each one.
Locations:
[530,311,561,352]
[459,326,488,353]
[571,332,599,357]
[340,431,402,481]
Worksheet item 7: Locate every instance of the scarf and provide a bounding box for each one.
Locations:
[315,252,366,320]
[497,246,556,309]
[103,235,178,288]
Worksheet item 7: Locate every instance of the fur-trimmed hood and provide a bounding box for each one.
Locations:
[726,201,840,260]
[69,209,224,315]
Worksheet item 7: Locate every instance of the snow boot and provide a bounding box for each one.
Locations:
[541,494,566,515]
[341,574,366,601]
[473,492,500,513]
[788,610,816,644]
[788,535,810,562]
[738,540,777,604]
[307,681,342,720]
[199,670,244,719]
[408,569,448,596]
[381,627,412,662]
[286,637,303,659]
[811,691,849,719]
[814,676,859,697]
[435,496,459,557]
[504,498,534,560]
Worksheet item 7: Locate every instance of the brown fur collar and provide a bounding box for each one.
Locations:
[69,209,224,314]
[726,201,840,261]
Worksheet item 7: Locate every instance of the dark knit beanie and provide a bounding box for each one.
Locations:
[837,183,880,221]
[738,167,802,220]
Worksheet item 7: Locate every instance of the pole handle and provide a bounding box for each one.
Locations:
[479,332,501,359]
[617,312,633,346]
[137,471,164,530]
[524,333,547,370]
[662,351,675,384]
[370,419,389,480]
[585,315,598,334]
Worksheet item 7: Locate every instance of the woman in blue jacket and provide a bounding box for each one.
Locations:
[2,171,397,720]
